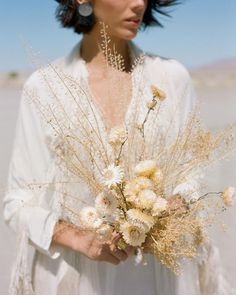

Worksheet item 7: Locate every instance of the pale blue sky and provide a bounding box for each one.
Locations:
[1,0,236,71]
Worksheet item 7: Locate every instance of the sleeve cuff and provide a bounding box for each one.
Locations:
[3,189,64,259]
[25,207,64,259]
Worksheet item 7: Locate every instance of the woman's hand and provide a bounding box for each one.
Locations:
[73,230,135,265]
[52,221,135,265]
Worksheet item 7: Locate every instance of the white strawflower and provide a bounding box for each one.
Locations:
[134,160,157,177]
[95,190,118,216]
[151,197,168,217]
[138,189,158,209]
[100,163,124,188]
[108,125,127,146]
[172,180,200,202]
[126,209,155,231]
[96,224,113,241]
[222,186,235,207]
[120,222,146,247]
[79,206,103,229]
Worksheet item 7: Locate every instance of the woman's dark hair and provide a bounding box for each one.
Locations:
[54,0,181,35]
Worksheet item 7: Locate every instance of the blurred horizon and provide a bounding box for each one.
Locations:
[0,0,236,72]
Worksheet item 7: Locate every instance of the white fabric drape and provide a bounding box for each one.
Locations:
[3,40,235,295]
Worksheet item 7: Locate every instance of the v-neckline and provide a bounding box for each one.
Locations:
[76,40,145,133]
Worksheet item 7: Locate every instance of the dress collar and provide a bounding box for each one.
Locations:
[63,39,145,80]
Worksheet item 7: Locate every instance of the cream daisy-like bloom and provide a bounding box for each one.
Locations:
[222,186,235,207]
[108,125,127,146]
[95,190,118,216]
[151,197,168,217]
[79,206,103,229]
[138,189,158,209]
[126,209,155,232]
[100,163,124,188]
[134,160,157,178]
[120,221,147,247]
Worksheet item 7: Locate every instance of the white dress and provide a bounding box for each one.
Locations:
[3,40,235,295]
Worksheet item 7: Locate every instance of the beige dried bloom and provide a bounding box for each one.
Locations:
[222,186,235,207]
[124,181,140,197]
[138,189,158,210]
[134,160,157,178]
[151,85,166,101]
[146,99,158,110]
[120,221,147,247]
[108,125,127,146]
[151,197,168,217]
[150,168,164,184]
[126,208,155,231]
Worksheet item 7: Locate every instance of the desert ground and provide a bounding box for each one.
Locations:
[0,58,236,294]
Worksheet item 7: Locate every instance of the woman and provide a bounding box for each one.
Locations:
[3,0,234,294]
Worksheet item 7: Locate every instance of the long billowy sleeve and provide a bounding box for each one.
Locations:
[169,58,199,131]
[3,73,63,294]
[173,60,236,295]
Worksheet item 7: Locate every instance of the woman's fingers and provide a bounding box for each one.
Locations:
[111,232,122,243]
[123,245,135,256]
[101,231,134,264]
[110,243,128,261]
[110,232,135,259]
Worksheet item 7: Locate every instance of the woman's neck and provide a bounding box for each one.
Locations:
[80,25,132,73]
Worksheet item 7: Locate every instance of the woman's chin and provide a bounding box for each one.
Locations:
[115,28,139,40]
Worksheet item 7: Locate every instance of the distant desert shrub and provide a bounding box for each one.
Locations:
[8,72,19,79]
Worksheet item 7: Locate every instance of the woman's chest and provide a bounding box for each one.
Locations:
[43,59,181,169]
[87,69,133,130]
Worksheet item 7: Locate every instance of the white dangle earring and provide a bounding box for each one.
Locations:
[78,2,93,17]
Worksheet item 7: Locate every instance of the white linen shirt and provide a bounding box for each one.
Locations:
[4,40,233,295]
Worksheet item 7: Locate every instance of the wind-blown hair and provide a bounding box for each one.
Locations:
[54,0,182,34]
